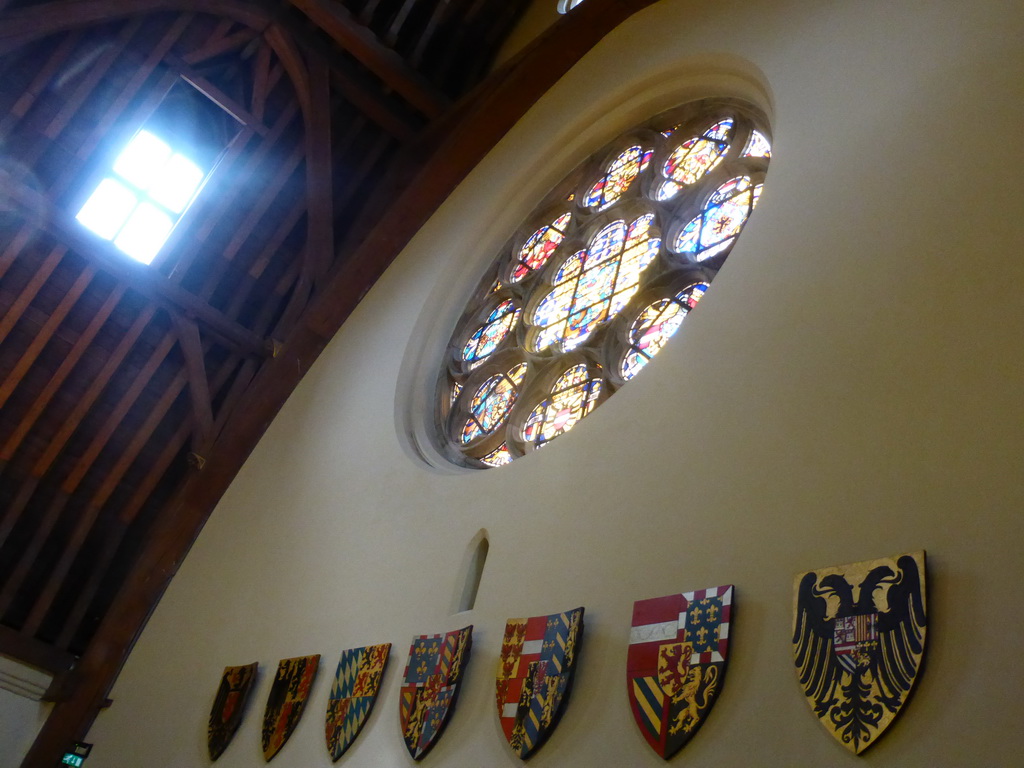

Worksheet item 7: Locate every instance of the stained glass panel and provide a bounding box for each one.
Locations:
[441,103,769,468]
[522,364,602,446]
[480,444,513,467]
[461,300,521,368]
[657,118,733,200]
[531,216,660,352]
[742,130,772,158]
[584,146,644,210]
[511,212,572,282]
[674,177,762,260]
[461,363,528,444]
[620,282,708,379]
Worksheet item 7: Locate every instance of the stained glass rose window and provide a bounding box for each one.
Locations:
[437,100,770,468]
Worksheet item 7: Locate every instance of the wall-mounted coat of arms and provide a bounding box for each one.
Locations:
[261,654,320,761]
[495,607,584,758]
[793,551,927,754]
[325,643,391,761]
[399,625,472,759]
[627,586,733,758]
[207,662,258,761]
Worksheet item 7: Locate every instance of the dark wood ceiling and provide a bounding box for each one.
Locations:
[0,0,660,764]
[0,0,530,699]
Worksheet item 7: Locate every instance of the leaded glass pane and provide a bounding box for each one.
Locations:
[530,215,659,352]
[511,212,572,282]
[584,146,644,210]
[461,363,528,444]
[522,364,602,446]
[620,282,708,380]
[480,444,514,467]
[461,299,520,368]
[673,177,762,260]
[742,130,772,158]
[657,118,733,200]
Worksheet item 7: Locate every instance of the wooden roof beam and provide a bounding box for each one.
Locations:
[165,54,270,135]
[56,258,288,651]
[6,183,271,357]
[172,314,215,450]
[0,286,127,464]
[286,0,449,118]
[23,369,189,637]
[0,0,273,56]
[0,625,74,677]
[303,55,334,286]
[262,21,420,142]
[182,27,258,65]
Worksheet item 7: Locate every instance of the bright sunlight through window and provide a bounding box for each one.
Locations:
[75,130,204,264]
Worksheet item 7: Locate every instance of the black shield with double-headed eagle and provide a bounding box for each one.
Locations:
[793,551,927,754]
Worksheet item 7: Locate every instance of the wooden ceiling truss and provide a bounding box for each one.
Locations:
[0,1,661,765]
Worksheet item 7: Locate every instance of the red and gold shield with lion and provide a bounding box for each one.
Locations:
[626,586,732,758]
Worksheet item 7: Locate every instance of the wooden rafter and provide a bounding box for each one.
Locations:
[5,182,270,356]
[0,624,74,676]
[303,54,334,286]
[287,0,449,117]
[182,27,257,65]
[55,253,294,653]
[0,0,273,55]
[0,265,97,413]
[39,18,144,144]
[22,367,189,636]
[165,54,270,135]
[0,285,127,464]
[0,30,81,137]
[171,314,215,450]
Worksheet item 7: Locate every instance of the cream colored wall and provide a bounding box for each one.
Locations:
[1,686,49,768]
[86,0,1024,766]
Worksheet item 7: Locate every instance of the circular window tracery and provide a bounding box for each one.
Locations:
[437,100,771,468]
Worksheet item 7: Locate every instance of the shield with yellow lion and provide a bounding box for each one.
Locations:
[627,586,733,758]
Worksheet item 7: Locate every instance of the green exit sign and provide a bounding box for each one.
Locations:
[61,741,92,766]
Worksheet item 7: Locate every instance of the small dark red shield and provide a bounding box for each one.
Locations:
[208,662,258,761]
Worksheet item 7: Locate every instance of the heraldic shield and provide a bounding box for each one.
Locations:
[261,654,320,761]
[627,586,733,759]
[208,662,258,761]
[495,607,585,758]
[793,551,927,754]
[324,643,391,761]
[399,625,472,760]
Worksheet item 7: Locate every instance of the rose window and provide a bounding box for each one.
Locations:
[437,100,771,468]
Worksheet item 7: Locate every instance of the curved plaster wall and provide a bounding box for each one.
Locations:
[84,0,1024,766]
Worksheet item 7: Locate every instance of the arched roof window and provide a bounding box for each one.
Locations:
[438,99,771,468]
